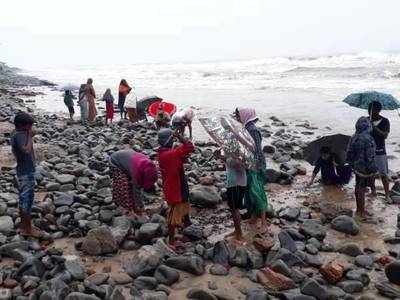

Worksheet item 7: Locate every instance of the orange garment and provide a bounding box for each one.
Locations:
[86,84,97,122]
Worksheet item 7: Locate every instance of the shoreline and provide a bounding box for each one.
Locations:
[1,62,400,299]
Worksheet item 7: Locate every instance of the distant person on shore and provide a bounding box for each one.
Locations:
[63,90,76,120]
[347,116,378,220]
[102,89,115,124]
[11,112,42,237]
[85,78,97,122]
[308,146,352,187]
[78,84,88,124]
[368,101,391,201]
[215,148,247,242]
[125,90,138,122]
[158,128,194,247]
[234,108,270,233]
[118,79,132,119]
[172,108,194,140]
[110,149,157,216]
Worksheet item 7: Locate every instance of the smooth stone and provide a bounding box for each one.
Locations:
[338,243,363,257]
[190,186,222,208]
[278,230,297,253]
[299,220,326,241]
[123,246,161,278]
[137,223,163,241]
[134,276,158,290]
[209,264,228,276]
[187,288,217,300]
[165,255,205,276]
[65,257,86,280]
[331,215,360,235]
[345,269,370,286]
[0,216,13,234]
[375,281,400,298]
[154,265,180,286]
[109,272,133,285]
[355,255,374,269]
[385,260,400,285]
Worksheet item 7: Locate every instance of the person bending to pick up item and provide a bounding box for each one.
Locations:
[11,112,43,237]
[368,101,391,201]
[157,129,194,247]
[109,149,158,216]
[172,108,195,140]
[347,117,378,220]
[308,146,352,187]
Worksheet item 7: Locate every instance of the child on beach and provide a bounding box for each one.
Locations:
[216,148,247,241]
[308,146,352,186]
[11,112,42,237]
[347,116,378,220]
[63,90,76,120]
[157,128,194,247]
[102,89,115,124]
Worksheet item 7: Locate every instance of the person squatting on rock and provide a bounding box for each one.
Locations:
[110,149,158,216]
[171,108,195,140]
[234,107,271,234]
[368,100,391,201]
[11,112,43,237]
[347,116,378,220]
[157,128,194,247]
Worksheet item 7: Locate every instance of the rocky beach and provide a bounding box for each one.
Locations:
[2,62,400,300]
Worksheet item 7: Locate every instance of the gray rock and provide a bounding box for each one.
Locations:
[375,281,400,298]
[209,264,228,276]
[231,247,248,268]
[134,276,158,290]
[17,257,45,278]
[337,280,364,293]
[279,230,297,253]
[0,289,12,300]
[212,240,231,266]
[0,216,13,234]
[137,223,162,241]
[355,255,374,269]
[345,269,370,286]
[190,186,222,208]
[109,288,125,300]
[56,174,76,185]
[165,255,205,275]
[81,226,118,256]
[268,248,306,267]
[45,182,61,191]
[305,244,318,255]
[124,246,161,278]
[187,288,217,300]
[300,279,329,300]
[246,288,270,300]
[183,225,203,241]
[385,260,400,285]
[65,257,86,280]
[65,292,101,300]
[338,243,363,257]
[154,265,180,286]
[279,207,300,221]
[53,192,74,207]
[95,176,111,189]
[331,215,360,235]
[99,210,114,223]
[300,220,326,241]
[142,291,168,300]
[280,293,315,300]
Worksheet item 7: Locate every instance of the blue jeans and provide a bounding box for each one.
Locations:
[17,173,35,214]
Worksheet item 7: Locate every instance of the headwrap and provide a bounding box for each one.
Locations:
[158,128,174,148]
[14,112,34,130]
[236,108,258,125]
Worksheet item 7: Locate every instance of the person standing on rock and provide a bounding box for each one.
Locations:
[78,84,88,124]
[118,79,132,119]
[234,108,270,234]
[368,101,391,201]
[347,116,378,220]
[102,88,115,124]
[157,128,194,247]
[85,78,97,122]
[63,90,76,120]
[11,112,42,237]
[110,149,158,216]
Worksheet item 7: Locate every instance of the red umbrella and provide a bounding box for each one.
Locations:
[148,101,177,118]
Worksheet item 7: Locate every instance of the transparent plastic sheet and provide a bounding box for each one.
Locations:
[199,116,255,167]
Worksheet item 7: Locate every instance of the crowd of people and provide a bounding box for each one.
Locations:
[12,83,392,245]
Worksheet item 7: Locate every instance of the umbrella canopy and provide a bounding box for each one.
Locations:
[343,91,400,110]
[148,101,177,118]
[304,134,351,165]
[137,96,163,112]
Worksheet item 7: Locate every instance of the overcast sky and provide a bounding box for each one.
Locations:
[1,0,400,68]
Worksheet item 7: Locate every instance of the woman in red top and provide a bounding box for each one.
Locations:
[157,128,194,246]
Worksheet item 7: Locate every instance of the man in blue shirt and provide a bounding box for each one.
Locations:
[11,112,42,237]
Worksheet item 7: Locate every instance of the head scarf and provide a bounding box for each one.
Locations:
[236,108,258,125]
[355,116,372,134]
[158,128,174,148]
[14,112,34,130]
[102,89,114,102]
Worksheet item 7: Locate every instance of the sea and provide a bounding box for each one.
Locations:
[19,51,400,162]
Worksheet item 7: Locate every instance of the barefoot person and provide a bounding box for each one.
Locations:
[102,88,115,125]
[78,84,88,124]
[234,108,270,233]
[63,90,76,120]
[11,112,42,237]
[172,108,195,140]
[85,78,97,122]
[158,128,194,246]
[110,150,157,216]
[368,101,391,201]
[215,148,246,241]
[347,117,378,219]
[118,79,132,119]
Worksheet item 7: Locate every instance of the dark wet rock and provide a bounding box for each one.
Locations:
[384,237,400,244]
[300,278,329,300]
[385,260,400,285]
[247,248,264,269]
[210,264,228,276]
[331,215,360,235]
[212,240,231,266]
[109,272,133,285]
[134,276,158,290]
[338,280,364,293]
[65,257,86,280]
[355,255,374,269]
[268,248,306,267]
[81,226,118,256]
[375,281,400,298]
[121,240,140,250]
[137,223,163,242]
[278,230,297,253]
[263,145,276,154]
[245,288,270,300]
[187,288,218,300]
[17,257,45,278]
[55,174,76,185]
[124,246,161,278]
[279,207,300,221]
[109,288,125,300]
[0,216,13,234]
[165,255,205,275]
[305,244,318,255]
[65,292,101,300]
[53,192,74,207]
[190,186,222,208]
[299,220,326,241]
[338,243,363,257]
[285,228,306,241]
[83,280,106,298]
[231,247,248,268]
[271,259,306,284]
[183,225,203,241]
[86,273,109,286]
[154,265,180,286]
[345,269,370,286]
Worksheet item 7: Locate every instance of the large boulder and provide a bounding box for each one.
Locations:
[81,226,118,256]
[165,255,205,275]
[123,246,161,278]
[190,186,221,208]
[331,215,360,235]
